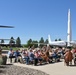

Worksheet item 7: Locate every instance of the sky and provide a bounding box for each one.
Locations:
[0,0,76,44]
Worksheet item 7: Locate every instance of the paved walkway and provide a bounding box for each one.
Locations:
[12,61,76,75]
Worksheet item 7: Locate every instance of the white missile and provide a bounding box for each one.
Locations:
[67,9,72,46]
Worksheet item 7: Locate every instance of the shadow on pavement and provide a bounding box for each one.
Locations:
[69,65,76,67]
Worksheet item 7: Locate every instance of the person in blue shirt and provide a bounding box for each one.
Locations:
[14,50,21,62]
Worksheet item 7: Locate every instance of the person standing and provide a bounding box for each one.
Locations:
[64,49,73,66]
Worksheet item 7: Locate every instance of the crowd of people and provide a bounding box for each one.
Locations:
[7,46,76,66]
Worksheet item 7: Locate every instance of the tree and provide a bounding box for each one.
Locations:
[55,38,61,41]
[32,40,38,48]
[39,37,44,43]
[9,37,15,46]
[1,39,4,44]
[55,39,57,41]
[58,38,61,41]
[27,39,33,48]
[27,39,32,44]
[45,39,49,44]
[39,37,44,47]
[16,37,21,47]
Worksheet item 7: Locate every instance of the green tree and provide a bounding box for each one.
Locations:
[39,37,44,47]
[55,39,57,41]
[16,37,21,47]
[1,39,4,44]
[9,37,15,46]
[39,37,44,43]
[58,38,61,41]
[45,39,49,44]
[32,40,38,48]
[27,39,33,48]
[27,39,32,44]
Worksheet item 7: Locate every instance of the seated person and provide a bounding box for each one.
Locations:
[23,50,29,65]
[21,49,26,59]
[40,50,49,63]
[37,50,43,65]
[34,50,39,66]
[14,50,21,62]
[49,50,54,62]
[29,50,34,64]
[7,48,15,63]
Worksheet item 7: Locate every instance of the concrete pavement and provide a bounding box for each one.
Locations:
[13,60,76,75]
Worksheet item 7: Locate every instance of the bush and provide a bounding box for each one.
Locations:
[0,55,7,65]
[2,55,7,65]
[0,57,3,65]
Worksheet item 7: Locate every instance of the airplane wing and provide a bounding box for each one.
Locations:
[0,39,15,40]
[0,25,14,28]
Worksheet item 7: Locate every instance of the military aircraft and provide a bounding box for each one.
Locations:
[48,35,76,47]
[0,25,14,45]
[48,35,66,46]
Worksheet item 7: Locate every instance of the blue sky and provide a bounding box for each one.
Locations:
[0,0,76,44]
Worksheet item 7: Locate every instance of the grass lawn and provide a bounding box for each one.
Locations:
[2,47,20,51]
[2,46,28,51]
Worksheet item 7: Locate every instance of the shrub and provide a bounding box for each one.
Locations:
[0,55,7,65]
[0,56,3,65]
[2,55,7,65]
